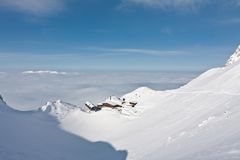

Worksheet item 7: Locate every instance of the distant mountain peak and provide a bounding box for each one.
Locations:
[40,100,81,119]
[226,45,240,66]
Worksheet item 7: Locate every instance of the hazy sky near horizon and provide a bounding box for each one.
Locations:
[0,0,240,71]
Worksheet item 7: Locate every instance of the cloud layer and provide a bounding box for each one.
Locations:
[122,0,240,10]
[0,71,198,110]
[87,47,188,56]
[0,0,66,16]
[22,70,67,75]
[1,0,240,16]
[121,0,207,10]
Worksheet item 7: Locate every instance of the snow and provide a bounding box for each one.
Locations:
[178,61,240,94]
[123,86,157,102]
[40,100,82,119]
[105,96,123,106]
[0,98,127,160]
[58,90,240,160]
[226,45,240,66]
[0,95,14,112]
[49,45,240,159]
[1,45,240,159]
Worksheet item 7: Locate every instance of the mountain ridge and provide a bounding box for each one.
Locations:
[226,45,240,66]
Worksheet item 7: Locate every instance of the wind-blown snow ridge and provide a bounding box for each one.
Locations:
[23,70,67,75]
[226,45,240,66]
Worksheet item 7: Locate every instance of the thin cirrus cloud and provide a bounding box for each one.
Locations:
[121,0,240,10]
[121,0,207,10]
[85,46,188,56]
[0,0,66,16]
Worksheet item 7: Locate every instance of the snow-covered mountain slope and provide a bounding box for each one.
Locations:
[175,45,240,94]
[42,45,240,160]
[0,95,7,112]
[178,61,240,94]
[40,100,83,119]
[0,95,127,160]
[0,94,15,112]
[2,45,240,160]
[226,45,240,66]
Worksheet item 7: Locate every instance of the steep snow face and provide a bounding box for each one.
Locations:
[226,45,240,66]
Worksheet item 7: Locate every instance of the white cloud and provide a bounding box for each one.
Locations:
[121,0,240,11]
[121,0,207,10]
[0,0,66,16]
[0,71,197,110]
[86,46,188,56]
[22,70,67,75]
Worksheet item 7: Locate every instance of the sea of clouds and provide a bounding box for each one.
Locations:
[0,70,199,110]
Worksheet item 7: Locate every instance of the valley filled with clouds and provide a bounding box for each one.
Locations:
[0,70,198,110]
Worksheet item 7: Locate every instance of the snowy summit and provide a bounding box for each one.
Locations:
[226,45,240,66]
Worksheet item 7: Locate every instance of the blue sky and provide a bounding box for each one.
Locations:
[0,0,240,71]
